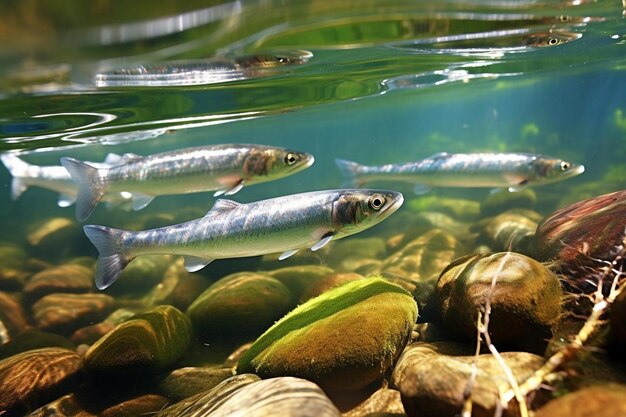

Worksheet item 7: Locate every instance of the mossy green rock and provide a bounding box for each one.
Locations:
[187,272,294,341]
[237,277,417,391]
[265,265,335,298]
[83,305,191,377]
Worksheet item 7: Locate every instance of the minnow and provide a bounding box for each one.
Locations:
[336,152,584,194]
[83,189,403,290]
[61,144,314,221]
[1,152,135,208]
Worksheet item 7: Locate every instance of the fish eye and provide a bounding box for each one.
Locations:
[560,161,570,171]
[368,194,385,211]
[285,153,298,165]
[548,37,560,46]
[559,15,570,22]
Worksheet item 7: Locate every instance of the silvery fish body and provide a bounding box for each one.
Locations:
[61,143,314,221]
[336,152,584,193]
[0,152,133,208]
[83,189,403,290]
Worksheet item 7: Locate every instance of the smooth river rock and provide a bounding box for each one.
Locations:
[237,277,417,392]
[158,366,234,401]
[534,384,626,417]
[187,272,294,342]
[0,347,83,416]
[83,305,191,377]
[32,293,115,335]
[24,264,93,302]
[436,252,562,352]
[158,376,341,417]
[392,342,544,417]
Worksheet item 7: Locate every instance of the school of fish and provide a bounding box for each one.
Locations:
[1,146,585,290]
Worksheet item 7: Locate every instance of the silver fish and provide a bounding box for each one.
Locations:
[336,152,584,194]
[1,152,135,208]
[84,189,403,290]
[61,144,314,222]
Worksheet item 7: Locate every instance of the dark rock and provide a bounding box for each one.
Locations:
[237,278,417,392]
[187,272,294,342]
[32,293,115,335]
[83,305,191,377]
[471,210,541,253]
[158,366,234,401]
[392,342,544,417]
[26,217,85,259]
[98,394,169,417]
[0,291,30,343]
[534,384,626,417]
[0,329,74,358]
[24,264,93,301]
[107,255,171,296]
[0,347,82,416]
[342,388,405,417]
[265,265,335,299]
[436,252,562,353]
[0,267,29,292]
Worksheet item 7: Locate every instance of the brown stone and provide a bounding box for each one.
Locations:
[535,384,626,417]
[24,264,93,301]
[32,293,115,335]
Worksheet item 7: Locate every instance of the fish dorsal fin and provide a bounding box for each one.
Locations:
[183,256,213,272]
[311,233,334,251]
[131,193,155,210]
[103,153,123,165]
[58,194,76,207]
[427,152,449,160]
[279,249,300,260]
[207,199,242,216]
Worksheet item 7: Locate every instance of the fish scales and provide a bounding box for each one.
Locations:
[83,189,403,289]
[337,152,584,191]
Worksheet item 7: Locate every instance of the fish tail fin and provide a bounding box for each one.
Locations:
[1,153,32,200]
[61,157,107,222]
[335,158,365,188]
[83,224,132,290]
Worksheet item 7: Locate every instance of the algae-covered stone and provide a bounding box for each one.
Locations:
[24,264,93,301]
[32,293,114,335]
[0,329,74,358]
[83,305,191,377]
[436,252,562,352]
[159,366,234,401]
[265,265,335,298]
[108,255,171,296]
[300,272,363,302]
[237,277,417,391]
[407,196,480,219]
[472,210,540,253]
[187,272,294,341]
[392,342,544,417]
[26,217,85,259]
[343,388,405,417]
[481,188,537,216]
[0,242,29,270]
[0,347,82,416]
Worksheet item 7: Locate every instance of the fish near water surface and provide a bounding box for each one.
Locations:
[1,152,135,209]
[336,152,584,194]
[61,144,314,222]
[84,189,404,290]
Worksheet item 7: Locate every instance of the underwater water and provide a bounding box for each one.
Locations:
[1,0,626,416]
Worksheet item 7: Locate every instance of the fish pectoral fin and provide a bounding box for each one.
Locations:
[413,184,433,195]
[131,194,155,210]
[311,233,334,251]
[57,194,76,207]
[207,199,242,216]
[278,249,300,260]
[183,256,214,272]
[214,180,244,197]
[508,180,529,192]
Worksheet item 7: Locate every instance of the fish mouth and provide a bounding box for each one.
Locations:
[287,154,315,173]
[563,164,585,179]
[379,192,404,218]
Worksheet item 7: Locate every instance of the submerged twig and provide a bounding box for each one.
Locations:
[502,236,626,406]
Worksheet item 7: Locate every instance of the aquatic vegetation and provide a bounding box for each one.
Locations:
[519,122,539,141]
[614,108,626,131]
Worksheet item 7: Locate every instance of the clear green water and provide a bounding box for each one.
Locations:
[0,0,623,255]
[0,0,625,411]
